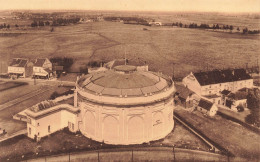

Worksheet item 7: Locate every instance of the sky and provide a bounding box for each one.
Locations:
[0,0,260,13]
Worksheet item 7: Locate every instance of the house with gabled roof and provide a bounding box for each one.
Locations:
[33,58,52,79]
[225,90,248,112]
[8,58,33,78]
[183,69,253,97]
[174,84,199,108]
[196,98,218,116]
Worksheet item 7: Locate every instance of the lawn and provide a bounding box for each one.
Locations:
[0,122,210,162]
[0,21,259,78]
[174,107,260,160]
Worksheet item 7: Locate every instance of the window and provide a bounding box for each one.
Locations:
[48,125,50,133]
[209,91,211,94]
[38,132,40,136]
[29,127,31,135]
[37,123,40,126]
[72,123,74,131]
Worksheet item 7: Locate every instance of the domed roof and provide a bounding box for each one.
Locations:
[77,67,172,97]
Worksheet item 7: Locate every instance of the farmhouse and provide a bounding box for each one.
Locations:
[225,90,248,112]
[33,58,53,79]
[25,64,175,145]
[196,98,218,116]
[8,58,33,78]
[149,22,162,26]
[174,84,199,108]
[183,69,253,97]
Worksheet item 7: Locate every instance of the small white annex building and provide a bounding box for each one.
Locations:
[33,58,52,79]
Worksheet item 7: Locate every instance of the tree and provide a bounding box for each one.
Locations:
[31,20,38,27]
[6,24,10,29]
[179,22,183,27]
[216,24,220,29]
[230,25,233,32]
[38,21,44,26]
[237,27,240,32]
[15,24,19,27]
[245,89,260,127]
[243,27,248,34]
[45,21,50,26]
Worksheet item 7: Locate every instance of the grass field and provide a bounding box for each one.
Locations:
[0,15,259,78]
[174,107,260,160]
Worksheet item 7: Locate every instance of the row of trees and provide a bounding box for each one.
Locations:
[31,18,80,27]
[31,20,50,27]
[171,22,260,34]
[52,18,80,26]
[0,23,10,29]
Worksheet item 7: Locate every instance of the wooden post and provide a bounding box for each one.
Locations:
[173,145,175,161]
[98,151,100,162]
[132,149,134,162]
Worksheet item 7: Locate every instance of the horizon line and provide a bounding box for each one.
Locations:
[0,9,260,14]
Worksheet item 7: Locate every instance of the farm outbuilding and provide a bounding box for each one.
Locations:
[174,84,198,108]
[8,58,33,78]
[183,69,253,96]
[33,58,53,79]
[196,99,218,116]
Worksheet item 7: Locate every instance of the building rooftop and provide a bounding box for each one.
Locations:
[9,58,28,67]
[175,84,194,100]
[221,90,231,96]
[78,68,172,97]
[34,58,46,67]
[29,100,57,112]
[193,69,252,86]
[198,99,213,111]
[106,58,147,69]
[227,91,248,100]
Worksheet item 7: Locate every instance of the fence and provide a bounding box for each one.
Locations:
[20,147,240,162]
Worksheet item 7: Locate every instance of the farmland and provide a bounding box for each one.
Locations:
[0,11,259,78]
[174,107,260,160]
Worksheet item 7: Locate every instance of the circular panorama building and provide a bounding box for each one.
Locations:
[76,65,175,145]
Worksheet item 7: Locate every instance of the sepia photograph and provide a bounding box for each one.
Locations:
[0,0,259,161]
